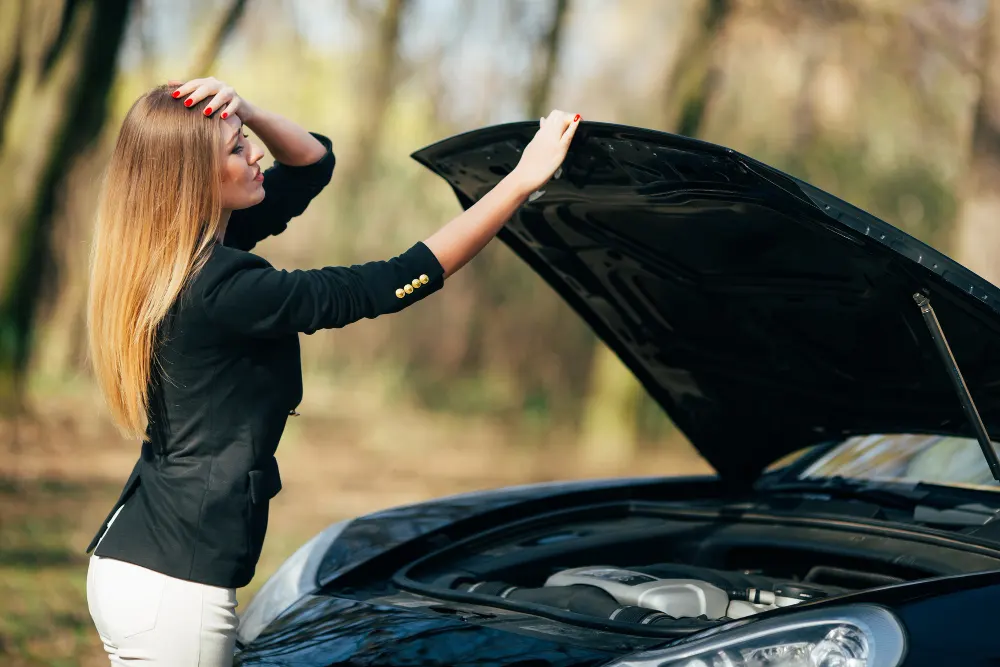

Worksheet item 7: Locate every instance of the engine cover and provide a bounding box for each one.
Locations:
[544,566,837,620]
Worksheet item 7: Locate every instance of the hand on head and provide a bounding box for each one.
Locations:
[166,77,257,122]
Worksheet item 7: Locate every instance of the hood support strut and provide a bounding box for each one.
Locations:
[914,293,1000,481]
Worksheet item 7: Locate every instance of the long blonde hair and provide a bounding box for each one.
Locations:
[88,85,224,440]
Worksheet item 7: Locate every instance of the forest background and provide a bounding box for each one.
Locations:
[2,0,999,664]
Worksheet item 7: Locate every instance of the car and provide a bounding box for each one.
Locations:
[233,121,1000,667]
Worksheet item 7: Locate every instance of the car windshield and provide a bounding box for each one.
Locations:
[796,434,1000,492]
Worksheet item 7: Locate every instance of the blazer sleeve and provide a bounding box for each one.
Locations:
[222,132,336,252]
[199,242,446,337]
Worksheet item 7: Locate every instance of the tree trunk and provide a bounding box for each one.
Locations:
[661,0,731,137]
[527,0,570,119]
[954,4,1000,286]
[338,0,409,228]
[0,0,132,413]
[30,0,252,387]
[579,341,645,468]
[29,141,109,385]
[579,0,732,467]
[0,0,23,131]
[189,0,250,77]
[303,0,409,373]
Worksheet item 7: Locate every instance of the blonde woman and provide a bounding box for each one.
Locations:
[84,76,581,665]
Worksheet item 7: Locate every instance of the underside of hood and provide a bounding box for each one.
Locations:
[411,122,1000,483]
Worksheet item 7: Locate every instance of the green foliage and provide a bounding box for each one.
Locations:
[778,138,957,251]
[14,0,990,459]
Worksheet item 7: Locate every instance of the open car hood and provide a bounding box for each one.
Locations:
[411,122,1000,483]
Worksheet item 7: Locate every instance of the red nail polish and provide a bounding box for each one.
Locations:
[184,99,193,107]
[573,114,581,122]
[204,107,213,116]
[172,91,181,98]
[221,112,228,119]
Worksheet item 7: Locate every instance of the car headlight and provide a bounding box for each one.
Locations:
[237,519,352,645]
[608,604,905,667]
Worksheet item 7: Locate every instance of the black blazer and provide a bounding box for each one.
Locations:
[86,133,445,588]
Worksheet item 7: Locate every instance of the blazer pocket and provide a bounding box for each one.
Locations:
[248,456,282,505]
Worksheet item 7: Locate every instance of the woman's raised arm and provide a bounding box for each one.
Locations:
[424,109,581,278]
[169,77,327,166]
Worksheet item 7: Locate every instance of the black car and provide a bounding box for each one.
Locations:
[233,122,1000,667]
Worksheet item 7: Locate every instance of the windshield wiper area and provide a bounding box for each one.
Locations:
[758,477,1000,526]
[913,293,1000,481]
[758,478,923,512]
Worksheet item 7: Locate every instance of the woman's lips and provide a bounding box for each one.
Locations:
[253,170,263,182]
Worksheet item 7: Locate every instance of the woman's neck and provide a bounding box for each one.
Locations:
[217,209,233,242]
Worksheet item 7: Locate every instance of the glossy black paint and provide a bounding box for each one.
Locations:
[315,476,723,586]
[750,569,1000,666]
[889,575,1000,666]
[237,124,1000,665]
[236,596,618,667]
[242,472,1000,665]
[411,122,1000,481]
[238,568,1000,666]
[240,477,721,665]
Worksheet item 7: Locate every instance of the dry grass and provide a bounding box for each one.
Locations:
[0,382,709,666]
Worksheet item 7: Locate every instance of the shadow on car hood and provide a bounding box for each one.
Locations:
[411,121,1000,483]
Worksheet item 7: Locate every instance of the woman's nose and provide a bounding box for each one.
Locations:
[248,141,264,165]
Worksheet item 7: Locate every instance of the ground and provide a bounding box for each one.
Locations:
[0,384,708,667]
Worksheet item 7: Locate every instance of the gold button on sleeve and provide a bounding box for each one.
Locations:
[395,288,405,299]
[419,274,430,284]
[403,284,414,294]
[411,279,421,289]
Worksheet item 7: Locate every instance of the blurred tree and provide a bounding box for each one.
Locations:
[190,0,250,76]
[661,0,731,137]
[339,0,411,226]
[453,0,583,426]
[0,1,19,125]
[699,0,971,232]
[954,2,1000,284]
[580,0,732,467]
[527,0,569,118]
[29,0,253,386]
[305,0,410,372]
[0,0,133,414]
[377,0,596,428]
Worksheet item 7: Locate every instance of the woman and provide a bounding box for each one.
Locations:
[84,76,580,665]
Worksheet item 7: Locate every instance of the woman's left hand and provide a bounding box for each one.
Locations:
[168,77,258,122]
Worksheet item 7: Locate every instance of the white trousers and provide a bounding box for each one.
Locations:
[86,508,239,665]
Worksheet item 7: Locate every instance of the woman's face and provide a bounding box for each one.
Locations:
[219,113,265,210]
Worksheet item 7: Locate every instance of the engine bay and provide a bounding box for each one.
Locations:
[450,562,847,626]
[383,501,1000,635]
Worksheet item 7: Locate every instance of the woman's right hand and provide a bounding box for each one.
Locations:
[511,109,581,193]
[422,109,581,279]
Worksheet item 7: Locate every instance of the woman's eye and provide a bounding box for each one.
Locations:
[232,132,250,154]
[232,134,248,155]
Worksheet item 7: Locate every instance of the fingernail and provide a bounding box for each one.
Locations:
[184,99,193,107]
[171,91,181,98]
[221,112,228,119]
[573,114,581,122]
[204,107,213,116]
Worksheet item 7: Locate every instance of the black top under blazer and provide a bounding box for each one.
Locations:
[86,133,446,588]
